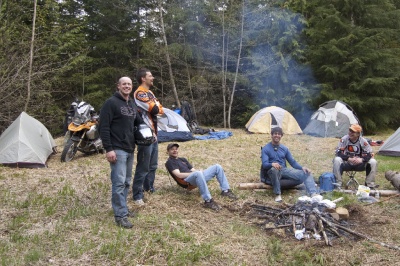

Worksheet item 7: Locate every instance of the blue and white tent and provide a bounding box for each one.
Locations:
[157,108,194,142]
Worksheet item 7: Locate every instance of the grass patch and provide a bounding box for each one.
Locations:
[0,129,399,265]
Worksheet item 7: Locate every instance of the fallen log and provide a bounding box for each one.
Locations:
[238,183,272,189]
[238,183,301,191]
[340,189,400,197]
[238,183,400,197]
[385,170,400,191]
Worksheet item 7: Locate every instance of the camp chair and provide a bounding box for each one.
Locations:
[342,153,376,190]
[165,163,196,191]
[344,170,360,190]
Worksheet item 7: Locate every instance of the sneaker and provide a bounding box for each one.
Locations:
[204,199,221,211]
[115,217,133,229]
[134,199,145,206]
[332,182,342,190]
[221,189,238,200]
[275,195,282,202]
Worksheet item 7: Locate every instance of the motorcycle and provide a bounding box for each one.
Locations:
[61,101,104,162]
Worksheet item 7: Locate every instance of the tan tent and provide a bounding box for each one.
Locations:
[0,112,56,168]
[245,106,302,134]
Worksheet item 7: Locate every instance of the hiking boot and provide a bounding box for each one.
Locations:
[115,217,133,229]
[204,199,221,211]
[275,195,282,202]
[134,199,145,207]
[221,189,238,200]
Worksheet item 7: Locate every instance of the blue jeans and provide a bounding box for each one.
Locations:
[110,149,134,218]
[132,142,158,200]
[265,167,317,195]
[184,164,230,201]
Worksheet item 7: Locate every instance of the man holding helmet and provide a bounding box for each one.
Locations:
[132,68,164,206]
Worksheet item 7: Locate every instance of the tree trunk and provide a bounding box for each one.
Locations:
[25,0,37,112]
[158,0,180,108]
[227,0,244,128]
[221,9,227,128]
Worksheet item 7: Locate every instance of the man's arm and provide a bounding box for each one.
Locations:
[360,138,373,162]
[171,169,194,179]
[335,137,350,161]
[285,148,303,170]
[98,100,113,152]
[134,88,164,115]
[261,145,273,170]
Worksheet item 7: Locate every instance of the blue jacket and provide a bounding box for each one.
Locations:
[261,142,302,171]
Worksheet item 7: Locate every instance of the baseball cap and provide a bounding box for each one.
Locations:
[349,124,362,133]
[167,143,179,151]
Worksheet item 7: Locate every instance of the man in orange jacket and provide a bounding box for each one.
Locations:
[132,68,164,206]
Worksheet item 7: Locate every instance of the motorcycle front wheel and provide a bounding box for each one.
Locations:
[61,138,78,162]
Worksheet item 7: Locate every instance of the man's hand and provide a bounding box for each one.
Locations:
[106,150,117,163]
[272,162,281,170]
[302,167,311,174]
[348,157,363,165]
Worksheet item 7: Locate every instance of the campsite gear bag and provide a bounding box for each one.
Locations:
[319,172,336,192]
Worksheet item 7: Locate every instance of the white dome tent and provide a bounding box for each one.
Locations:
[303,100,360,138]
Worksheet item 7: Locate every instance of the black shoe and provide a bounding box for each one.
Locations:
[146,188,157,193]
[115,217,133,229]
[204,199,221,211]
[221,189,238,200]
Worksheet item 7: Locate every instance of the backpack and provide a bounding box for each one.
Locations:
[319,172,336,192]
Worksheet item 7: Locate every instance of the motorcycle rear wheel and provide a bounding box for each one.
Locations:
[61,138,78,162]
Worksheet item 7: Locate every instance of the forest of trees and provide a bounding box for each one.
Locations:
[1,0,399,136]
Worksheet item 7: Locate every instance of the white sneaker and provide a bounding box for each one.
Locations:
[275,195,282,202]
[134,199,145,206]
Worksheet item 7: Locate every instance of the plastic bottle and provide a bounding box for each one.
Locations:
[375,190,380,199]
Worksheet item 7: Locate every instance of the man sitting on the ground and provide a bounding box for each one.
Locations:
[333,124,378,189]
[165,143,237,211]
[260,127,318,202]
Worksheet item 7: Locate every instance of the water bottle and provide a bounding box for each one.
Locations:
[375,190,380,199]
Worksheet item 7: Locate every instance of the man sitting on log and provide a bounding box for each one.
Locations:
[333,124,378,189]
[165,143,238,211]
[260,127,318,202]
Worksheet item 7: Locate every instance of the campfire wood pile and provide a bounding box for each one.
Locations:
[248,201,400,251]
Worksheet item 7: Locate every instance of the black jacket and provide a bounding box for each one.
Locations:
[99,92,141,153]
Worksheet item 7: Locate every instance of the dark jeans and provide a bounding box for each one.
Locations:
[132,142,158,200]
[260,167,307,195]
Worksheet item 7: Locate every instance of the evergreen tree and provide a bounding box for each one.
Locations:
[303,0,400,131]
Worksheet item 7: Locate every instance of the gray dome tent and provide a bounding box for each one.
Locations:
[378,128,400,156]
[303,100,360,138]
[0,112,56,168]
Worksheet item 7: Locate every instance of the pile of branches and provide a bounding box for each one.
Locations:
[249,201,400,250]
